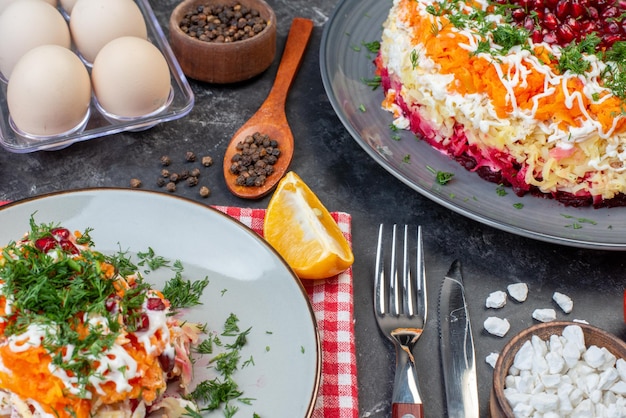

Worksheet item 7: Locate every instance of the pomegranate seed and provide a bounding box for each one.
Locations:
[556,24,575,43]
[544,13,559,30]
[587,7,599,20]
[570,0,585,18]
[158,352,175,373]
[545,0,558,7]
[555,0,570,19]
[512,8,527,21]
[35,237,57,253]
[135,313,150,332]
[59,240,79,254]
[146,297,166,311]
[105,295,120,313]
[581,21,597,33]
[51,227,70,240]
[531,29,544,42]
[606,21,621,34]
[567,17,582,33]
[602,6,619,19]
[543,32,558,43]
[603,33,622,46]
[533,0,545,9]
[523,16,536,31]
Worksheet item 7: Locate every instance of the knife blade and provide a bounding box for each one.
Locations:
[438,260,479,418]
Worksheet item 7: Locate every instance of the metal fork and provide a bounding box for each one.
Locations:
[374,224,426,418]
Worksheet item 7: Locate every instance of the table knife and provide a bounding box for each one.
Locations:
[438,260,479,418]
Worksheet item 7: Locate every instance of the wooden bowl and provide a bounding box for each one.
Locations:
[490,321,626,417]
[169,0,276,84]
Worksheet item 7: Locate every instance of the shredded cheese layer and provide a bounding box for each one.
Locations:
[378,0,626,203]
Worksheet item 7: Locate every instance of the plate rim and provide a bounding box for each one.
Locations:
[0,187,322,416]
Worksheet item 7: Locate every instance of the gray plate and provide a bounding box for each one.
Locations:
[320,0,626,250]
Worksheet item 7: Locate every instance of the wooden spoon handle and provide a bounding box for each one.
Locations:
[265,17,314,107]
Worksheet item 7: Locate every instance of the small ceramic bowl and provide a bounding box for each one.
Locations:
[490,321,626,417]
[169,0,277,84]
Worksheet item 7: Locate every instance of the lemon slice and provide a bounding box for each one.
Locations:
[264,172,354,280]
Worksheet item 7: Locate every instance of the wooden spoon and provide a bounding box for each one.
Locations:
[223,17,314,199]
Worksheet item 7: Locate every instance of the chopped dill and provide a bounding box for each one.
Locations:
[361,75,381,90]
[426,165,454,185]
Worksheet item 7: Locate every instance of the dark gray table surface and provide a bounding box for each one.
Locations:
[1,0,626,416]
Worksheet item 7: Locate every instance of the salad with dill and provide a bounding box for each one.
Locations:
[0,217,255,418]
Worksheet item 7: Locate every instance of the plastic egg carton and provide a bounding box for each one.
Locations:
[0,0,194,153]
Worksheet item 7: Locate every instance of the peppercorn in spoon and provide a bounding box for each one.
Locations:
[223,17,314,199]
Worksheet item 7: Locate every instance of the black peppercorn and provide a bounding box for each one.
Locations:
[187,176,199,187]
[185,151,196,162]
[202,155,213,166]
[199,186,211,198]
[160,156,171,166]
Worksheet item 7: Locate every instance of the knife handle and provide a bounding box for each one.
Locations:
[392,403,424,418]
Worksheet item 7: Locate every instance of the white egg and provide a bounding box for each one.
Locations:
[8,45,91,136]
[70,0,147,64]
[0,0,70,79]
[0,0,57,15]
[92,36,170,118]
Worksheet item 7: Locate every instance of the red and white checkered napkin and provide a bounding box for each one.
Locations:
[213,206,359,418]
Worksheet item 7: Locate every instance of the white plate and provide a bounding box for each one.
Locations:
[320,0,626,250]
[0,188,321,417]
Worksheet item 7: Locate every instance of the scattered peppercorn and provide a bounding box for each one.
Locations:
[199,186,211,198]
[187,176,199,187]
[160,155,171,166]
[229,132,280,187]
[179,169,190,180]
[202,156,213,167]
[148,152,214,197]
[185,151,196,162]
[178,4,268,44]
[130,178,142,188]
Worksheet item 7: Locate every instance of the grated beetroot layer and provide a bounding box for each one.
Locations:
[376,61,626,208]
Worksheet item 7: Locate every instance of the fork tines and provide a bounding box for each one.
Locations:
[375,224,426,319]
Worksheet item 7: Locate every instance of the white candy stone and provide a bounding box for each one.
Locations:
[585,345,609,369]
[563,325,586,352]
[553,291,574,313]
[484,316,511,337]
[616,359,626,381]
[486,290,507,308]
[507,282,529,302]
[486,352,499,368]
[531,392,559,413]
[533,308,557,323]
[513,340,535,371]
[610,381,626,396]
[546,351,566,374]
